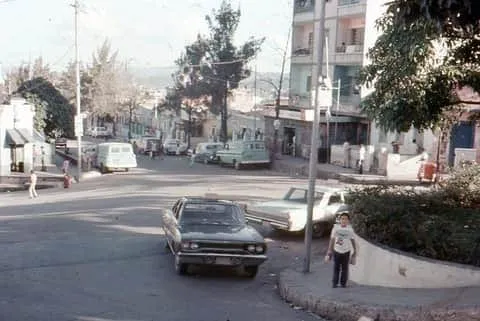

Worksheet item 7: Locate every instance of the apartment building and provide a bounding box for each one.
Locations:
[284,0,387,160]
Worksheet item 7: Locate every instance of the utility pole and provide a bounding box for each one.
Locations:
[253,63,257,136]
[73,0,82,181]
[304,0,328,273]
[272,27,291,163]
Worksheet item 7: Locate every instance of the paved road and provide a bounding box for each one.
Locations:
[0,155,339,321]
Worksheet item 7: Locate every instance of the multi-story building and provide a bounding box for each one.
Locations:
[284,0,388,160]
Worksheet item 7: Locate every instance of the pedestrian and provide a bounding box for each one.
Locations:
[29,170,38,199]
[176,143,180,157]
[325,213,357,288]
[62,159,70,174]
[358,144,366,174]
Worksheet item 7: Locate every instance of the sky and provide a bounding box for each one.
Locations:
[0,0,293,76]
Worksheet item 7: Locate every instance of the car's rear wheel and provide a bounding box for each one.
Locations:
[203,158,209,164]
[244,265,258,278]
[312,222,330,238]
[174,255,189,275]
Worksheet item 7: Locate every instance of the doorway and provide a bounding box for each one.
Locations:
[283,127,296,156]
[449,122,474,166]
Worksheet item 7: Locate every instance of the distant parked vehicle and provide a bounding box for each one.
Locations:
[215,140,270,170]
[89,126,112,138]
[163,139,188,155]
[192,142,225,164]
[96,142,137,173]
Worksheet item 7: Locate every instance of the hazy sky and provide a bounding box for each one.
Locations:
[0,0,292,74]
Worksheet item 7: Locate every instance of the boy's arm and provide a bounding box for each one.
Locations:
[351,236,357,256]
[326,225,336,255]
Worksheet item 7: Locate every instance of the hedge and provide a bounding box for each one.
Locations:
[348,163,480,266]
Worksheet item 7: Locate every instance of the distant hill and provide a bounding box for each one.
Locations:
[131,66,289,92]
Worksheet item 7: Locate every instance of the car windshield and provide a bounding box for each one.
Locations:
[283,188,324,203]
[180,203,244,226]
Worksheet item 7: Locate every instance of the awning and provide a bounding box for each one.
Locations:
[5,128,33,146]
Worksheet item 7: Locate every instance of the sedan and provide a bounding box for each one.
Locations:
[162,197,268,278]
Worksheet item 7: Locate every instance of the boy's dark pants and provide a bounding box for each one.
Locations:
[333,251,350,286]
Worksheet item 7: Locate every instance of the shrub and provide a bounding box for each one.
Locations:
[349,164,480,266]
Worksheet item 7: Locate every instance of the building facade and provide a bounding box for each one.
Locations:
[280,0,385,161]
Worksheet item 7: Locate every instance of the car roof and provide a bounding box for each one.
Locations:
[290,185,345,193]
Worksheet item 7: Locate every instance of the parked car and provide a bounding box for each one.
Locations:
[214,140,270,170]
[192,142,225,164]
[96,142,137,173]
[244,186,350,237]
[163,139,188,155]
[162,196,268,277]
[144,138,162,156]
[89,126,112,138]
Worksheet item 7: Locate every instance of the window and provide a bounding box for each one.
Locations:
[180,203,244,225]
[308,32,313,50]
[111,147,120,153]
[284,188,324,203]
[328,193,344,205]
[306,75,312,91]
[122,147,131,153]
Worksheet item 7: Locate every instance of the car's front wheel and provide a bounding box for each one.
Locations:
[174,255,189,275]
[244,265,258,278]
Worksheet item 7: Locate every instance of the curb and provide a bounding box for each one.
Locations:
[277,268,480,321]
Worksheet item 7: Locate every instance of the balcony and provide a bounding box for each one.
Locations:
[334,44,364,64]
[291,47,313,64]
[289,92,311,109]
[294,0,315,14]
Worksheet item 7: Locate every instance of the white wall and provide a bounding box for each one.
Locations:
[351,233,480,288]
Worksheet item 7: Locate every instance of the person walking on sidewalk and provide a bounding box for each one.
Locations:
[325,213,357,288]
[358,144,366,174]
[29,170,39,199]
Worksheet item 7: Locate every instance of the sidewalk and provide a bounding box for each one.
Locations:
[278,260,480,321]
[273,155,422,185]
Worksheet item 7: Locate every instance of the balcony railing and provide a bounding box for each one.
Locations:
[294,0,315,13]
[338,0,360,5]
[292,47,312,56]
[335,44,364,53]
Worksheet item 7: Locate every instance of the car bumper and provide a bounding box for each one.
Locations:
[177,252,267,266]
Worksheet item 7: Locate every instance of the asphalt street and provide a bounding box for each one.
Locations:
[0,154,339,321]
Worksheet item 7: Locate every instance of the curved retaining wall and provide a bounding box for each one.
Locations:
[350,233,480,288]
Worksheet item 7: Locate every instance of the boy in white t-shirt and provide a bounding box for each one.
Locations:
[325,213,357,288]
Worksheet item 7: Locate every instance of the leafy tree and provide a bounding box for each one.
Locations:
[58,61,94,116]
[16,77,74,138]
[170,0,264,142]
[359,0,480,132]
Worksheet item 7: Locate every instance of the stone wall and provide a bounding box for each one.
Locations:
[350,233,480,288]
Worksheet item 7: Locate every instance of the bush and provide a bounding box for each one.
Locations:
[349,164,480,266]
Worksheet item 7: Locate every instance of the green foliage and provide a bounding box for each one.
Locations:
[16,77,74,138]
[349,164,480,266]
[359,0,480,132]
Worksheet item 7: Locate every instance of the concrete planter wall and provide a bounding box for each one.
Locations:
[350,233,480,288]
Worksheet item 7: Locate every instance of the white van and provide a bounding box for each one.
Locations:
[96,142,137,173]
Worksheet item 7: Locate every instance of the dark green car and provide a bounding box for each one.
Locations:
[162,197,267,278]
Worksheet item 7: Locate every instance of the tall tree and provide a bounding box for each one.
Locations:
[359,0,480,132]
[170,0,264,142]
[89,39,120,124]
